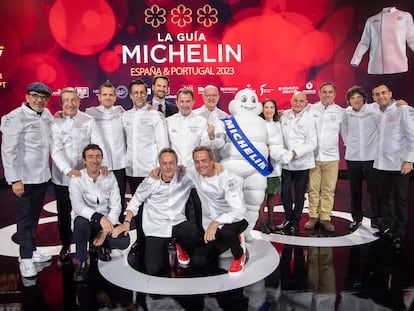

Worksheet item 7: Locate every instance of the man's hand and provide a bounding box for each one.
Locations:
[100,166,109,176]
[54,111,63,119]
[149,167,161,179]
[93,230,107,246]
[112,222,130,238]
[213,163,224,175]
[396,99,408,107]
[67,170,81,177]
[207,124,215,140]
[12,181,24,197]
[100,216,114,235]
[401,161,413,175]
[204,221,219,243]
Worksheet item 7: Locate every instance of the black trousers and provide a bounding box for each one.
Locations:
[191,219,248,268]
[113,168,126,222]
[16,182,48,259]
[54,184,72,246]
[346,160,379,223]
[73,216,130,262]
[126,176,146,259]
[281,169,309,225]
[375,169,410,236]
[144,221,201,276]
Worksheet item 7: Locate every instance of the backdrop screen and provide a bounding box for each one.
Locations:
[1,0,413,173]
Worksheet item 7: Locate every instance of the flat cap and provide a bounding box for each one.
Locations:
[26,82,52,95]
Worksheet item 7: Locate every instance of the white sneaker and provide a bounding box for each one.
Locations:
[32,250,52,263]
[19,258,37,277]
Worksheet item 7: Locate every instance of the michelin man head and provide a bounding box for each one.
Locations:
[228,88,262,115]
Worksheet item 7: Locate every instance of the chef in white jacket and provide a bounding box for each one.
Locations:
[51,87,107,262]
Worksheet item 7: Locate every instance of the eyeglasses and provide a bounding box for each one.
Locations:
[29,93,49,101]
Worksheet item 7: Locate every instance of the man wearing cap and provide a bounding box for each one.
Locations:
[1,82,53,277]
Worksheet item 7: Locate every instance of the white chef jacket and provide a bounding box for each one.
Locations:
[193,106,228,162]
[126,172,193,237]
[307,102,344,162]
[122,107,168,177]
[193,105,228,125]
[85,105,126,171]
[1,103,52,184]
[351,7,414,74]
[280,108,317,171]
[51,111,107,186]
[265,120,285,177]
[186,169,246,230]
[167,112,225,168]
[341,103,379,161]
[374,100,414,171]
[69,169,121,225]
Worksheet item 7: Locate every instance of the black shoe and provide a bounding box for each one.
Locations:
[97,246,111,262]
[276,220,291,231]
[59,245,71,262]
[374,227,393,239]
[74,261,89,282]
[349,221,362,232]
[290,222,299,233]
[393,236,405,249]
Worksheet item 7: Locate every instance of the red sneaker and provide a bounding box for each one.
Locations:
[176,243,190,266]
[228,253,245,275]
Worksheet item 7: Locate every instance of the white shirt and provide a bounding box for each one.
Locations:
[51,111,106,186]
[69,169,121,225]
[351,7,414,74]
[280,108,317,170]
[265,120,285,177]
[341,103,379,161]
[1,103,52,184]
[85,105,126,170]
[126,172,193,237]
[193,106,228,162]
[193,105,228,125]
[374,101,414,171]
[167,112,225,168]
[186,169,246,230]
[122,106,168,177]
[307,102,344,162]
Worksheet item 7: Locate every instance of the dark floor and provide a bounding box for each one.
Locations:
[0,179,413,311]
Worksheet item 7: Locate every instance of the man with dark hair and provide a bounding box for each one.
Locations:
[342,85,380,231]
[1,82,53,277]
[70,144,130,281]
[86,81,127,221]
[149,75,178,117]
[189,146,248,275]
[371,83,414,248]
[112,148,201,276]
[305,82,344,232]
[123,79,169,257]
[166,87,224,231]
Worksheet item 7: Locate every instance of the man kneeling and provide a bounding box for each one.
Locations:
[189,146,248,275]
[112,148,201,276]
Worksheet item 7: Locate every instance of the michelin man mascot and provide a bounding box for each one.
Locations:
[220,89,292,240]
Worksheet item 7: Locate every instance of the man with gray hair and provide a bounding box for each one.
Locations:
[51,87,107,262]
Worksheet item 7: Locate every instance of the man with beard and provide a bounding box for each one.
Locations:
[148,75,178,117]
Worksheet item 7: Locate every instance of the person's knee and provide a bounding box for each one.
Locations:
[191,252,208,268]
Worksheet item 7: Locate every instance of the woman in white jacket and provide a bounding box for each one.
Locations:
[257,98,284,233]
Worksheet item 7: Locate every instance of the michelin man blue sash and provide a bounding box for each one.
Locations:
[222,116,273,176]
